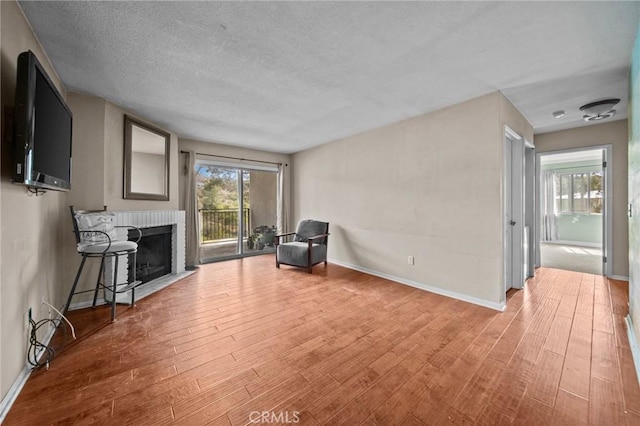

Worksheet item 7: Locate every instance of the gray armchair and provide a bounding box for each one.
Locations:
[275,220,330,273]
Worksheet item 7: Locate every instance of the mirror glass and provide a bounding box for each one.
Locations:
[124,115,170,201]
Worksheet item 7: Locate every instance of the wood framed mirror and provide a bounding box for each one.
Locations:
[124,115,170,201]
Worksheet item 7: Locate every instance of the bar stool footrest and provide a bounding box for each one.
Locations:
[116,280,142,293]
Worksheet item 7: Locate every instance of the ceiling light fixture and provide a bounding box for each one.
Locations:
[552,110,565,118]
[579,98,620,122]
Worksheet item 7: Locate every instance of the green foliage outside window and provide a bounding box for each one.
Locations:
[555,171,602,214]
[196,166,251,242]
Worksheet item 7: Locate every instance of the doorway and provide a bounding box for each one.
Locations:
[504,127,535,293]
[195,161,278,263]
[536,146,612,276]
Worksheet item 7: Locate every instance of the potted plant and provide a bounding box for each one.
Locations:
[255,234,265,250]
[248,231,261,249]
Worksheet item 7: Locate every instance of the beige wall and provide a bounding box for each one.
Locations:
[103,101,179,211]
[0,0,66,402]
[500,95,535,143]
[292,92,532,308]
[61,94,180,304]
[249,171,277,230]
[66,94,106,209]
[61,93,107,311]
[535,120,629,277]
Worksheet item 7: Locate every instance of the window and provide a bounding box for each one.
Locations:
[555,172,602,214]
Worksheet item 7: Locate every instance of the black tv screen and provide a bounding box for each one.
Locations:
[13,50,72,191]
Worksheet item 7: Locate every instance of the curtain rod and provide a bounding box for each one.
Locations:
[180,150,286,166]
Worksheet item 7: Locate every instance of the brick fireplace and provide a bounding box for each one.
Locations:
[104,210,189,303]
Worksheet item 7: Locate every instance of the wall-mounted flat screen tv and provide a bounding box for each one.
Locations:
[13,50,72,192]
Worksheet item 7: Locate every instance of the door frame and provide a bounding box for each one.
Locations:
[503,126,528,294]
[534,144,613,277]
[195,159,280,263]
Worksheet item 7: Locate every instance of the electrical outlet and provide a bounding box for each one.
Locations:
[42,296,51,319]
[25,307,32,333]
[408,256,414,265]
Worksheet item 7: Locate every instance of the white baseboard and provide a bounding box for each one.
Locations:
[542,240,601,248]
[626,315,640,386]
[69,298,105,311]
[0,318,58,423]
[609,275,630,281]
[68,270,194,311]
[328,258,505,312]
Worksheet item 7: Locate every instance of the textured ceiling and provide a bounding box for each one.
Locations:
[19,1,640,153]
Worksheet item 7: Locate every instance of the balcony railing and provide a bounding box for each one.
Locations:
[200,208,250,243]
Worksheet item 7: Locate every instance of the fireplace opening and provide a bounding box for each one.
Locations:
[128,225,172,284]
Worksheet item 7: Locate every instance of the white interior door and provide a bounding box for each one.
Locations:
[505,128,526,292]
[601,149,610,276]
[505,138,513,291]
[524,144,536,278]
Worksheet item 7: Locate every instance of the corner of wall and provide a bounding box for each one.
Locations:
[0,0,67,409]
[292,93,507,307]
[628,20,640,362]
[499,93,534,142]
[66,92,107,209]
[626,315,640,386]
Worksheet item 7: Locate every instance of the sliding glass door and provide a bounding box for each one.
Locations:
[195,162,278,262]
[244,170,278,254]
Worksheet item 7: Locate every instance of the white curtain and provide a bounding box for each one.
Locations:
[541,170,558,241]
[184,150,200,267]
[276,163,289,235]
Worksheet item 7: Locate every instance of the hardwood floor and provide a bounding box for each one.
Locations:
[5,256,638,425]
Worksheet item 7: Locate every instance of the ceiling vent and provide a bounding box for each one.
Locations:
[579,99,620,122]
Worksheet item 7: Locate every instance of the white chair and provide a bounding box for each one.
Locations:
[63,206,141,322]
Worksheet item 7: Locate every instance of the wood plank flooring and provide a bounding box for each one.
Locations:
[4,256,638,425]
